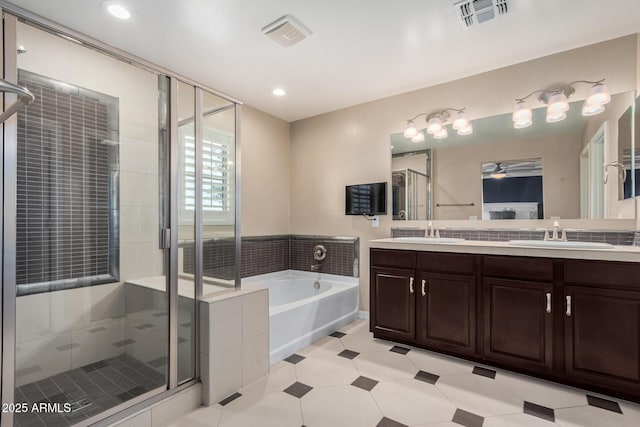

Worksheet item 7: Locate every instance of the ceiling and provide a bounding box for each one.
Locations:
[6,0,640,122]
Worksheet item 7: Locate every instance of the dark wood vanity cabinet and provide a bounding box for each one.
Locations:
[371,266,416,341]
[370,249,477,354]
[416,252,477,355]
[370,249,417,342]
[370,248,640,402]
[482,256,555,373]
[483,278,554,373]
[563,260,640,397]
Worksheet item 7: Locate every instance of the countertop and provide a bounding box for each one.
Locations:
[370,238,640,262]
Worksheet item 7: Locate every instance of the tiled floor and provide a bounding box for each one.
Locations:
[15,354,165,427]
[167,319,640,427]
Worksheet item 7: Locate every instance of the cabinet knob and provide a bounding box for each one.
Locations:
[545,292,552,313]
[565,295,572,316]
[421,279,427,297]
[409,277,414,293]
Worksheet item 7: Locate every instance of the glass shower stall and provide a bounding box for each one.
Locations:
[1,7,240,427]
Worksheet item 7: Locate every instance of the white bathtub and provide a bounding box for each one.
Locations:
[243,270,359,364]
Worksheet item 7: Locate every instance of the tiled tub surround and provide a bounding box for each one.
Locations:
[393,227,639,246]
[183,235,359,280]
[168,319,640,427]
[243,270,359,364]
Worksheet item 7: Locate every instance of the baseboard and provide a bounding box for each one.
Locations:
[358,310,370,320]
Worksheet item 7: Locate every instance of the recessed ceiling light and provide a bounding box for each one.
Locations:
[102,2,131,20]
[272,88,286,96]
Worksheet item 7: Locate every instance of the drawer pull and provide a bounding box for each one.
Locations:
[421,279,427,297]
[545,292,552,313]
[565,295,572,316]
[409,277,414,293]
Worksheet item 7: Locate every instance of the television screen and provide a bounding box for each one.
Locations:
[345,182,387,215]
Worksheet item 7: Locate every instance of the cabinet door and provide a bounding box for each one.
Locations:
[371,267,416,342]
[564,286,640,394]
[484,278,553,373]
[417,272,476,355]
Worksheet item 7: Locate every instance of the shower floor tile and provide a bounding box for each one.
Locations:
[14,354,165,427]
[169,319,640,427]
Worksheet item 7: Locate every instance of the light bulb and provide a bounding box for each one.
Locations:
[582,101,605,116]
[513,101,532,123]
[411,131,425,143]
[403,120,417,138]
[546,110,567,123]
[586,83,611,106]
[452,111,469,130]
[433,127,448,140]
[547,92,569,113]
[514,118,532,129]
[427,116,443,135]
[457,123,473,136]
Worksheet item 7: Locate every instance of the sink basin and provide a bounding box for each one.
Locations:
[392,237,465,244]
[508,240,614,250]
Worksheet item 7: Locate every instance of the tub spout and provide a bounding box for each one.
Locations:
[311,262,321,272]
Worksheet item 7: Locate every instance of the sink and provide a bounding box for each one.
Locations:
[508,240,614,250]
[392,237,466,244]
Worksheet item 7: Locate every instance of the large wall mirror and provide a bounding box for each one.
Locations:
[390,37,638,222]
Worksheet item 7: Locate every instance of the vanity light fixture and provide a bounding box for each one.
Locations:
[513,79,610,128]
[403,108,472,141]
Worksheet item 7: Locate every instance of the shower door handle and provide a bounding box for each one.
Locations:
[159,228,171,249]
[409,277,414,294]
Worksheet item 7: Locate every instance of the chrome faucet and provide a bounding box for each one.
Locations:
[551,220,560,241]
[427,221,440,238]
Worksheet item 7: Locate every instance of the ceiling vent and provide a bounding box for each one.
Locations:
[262,15,312,47]
[455,0,508,29]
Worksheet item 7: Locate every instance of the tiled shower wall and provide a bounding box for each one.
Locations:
[16,71,118,291]
[392,227,638,245]
[183,235,359,279]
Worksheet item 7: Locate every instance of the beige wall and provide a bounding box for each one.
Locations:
[241,105,291,236]
[290,35,638,311]
[434,132,582,220]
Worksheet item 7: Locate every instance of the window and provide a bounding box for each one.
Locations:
[179,125,235,224]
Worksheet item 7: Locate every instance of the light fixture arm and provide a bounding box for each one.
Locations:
[406,107,465,123]
[516,79,606,103]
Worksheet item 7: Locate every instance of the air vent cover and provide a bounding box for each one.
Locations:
[455,0,508,28]
[262,15,312,47]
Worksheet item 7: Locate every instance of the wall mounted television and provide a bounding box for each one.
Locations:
[345,182,387,215]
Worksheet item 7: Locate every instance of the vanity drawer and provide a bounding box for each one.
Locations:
[417,252,476,275]
[483,255,554,282]
[564,260,640,289]
[370,249,416,269]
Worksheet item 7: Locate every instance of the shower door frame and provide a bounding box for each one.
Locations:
[0,4,242,427]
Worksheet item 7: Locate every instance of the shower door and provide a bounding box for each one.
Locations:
[2,14,171,427]
[1,8,240,427]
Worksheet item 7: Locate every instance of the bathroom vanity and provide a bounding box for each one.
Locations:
[369,239,640,402]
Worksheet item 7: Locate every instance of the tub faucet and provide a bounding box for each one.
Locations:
[310,261,321,272]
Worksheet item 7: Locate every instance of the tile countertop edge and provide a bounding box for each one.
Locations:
[369,238,640,262]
